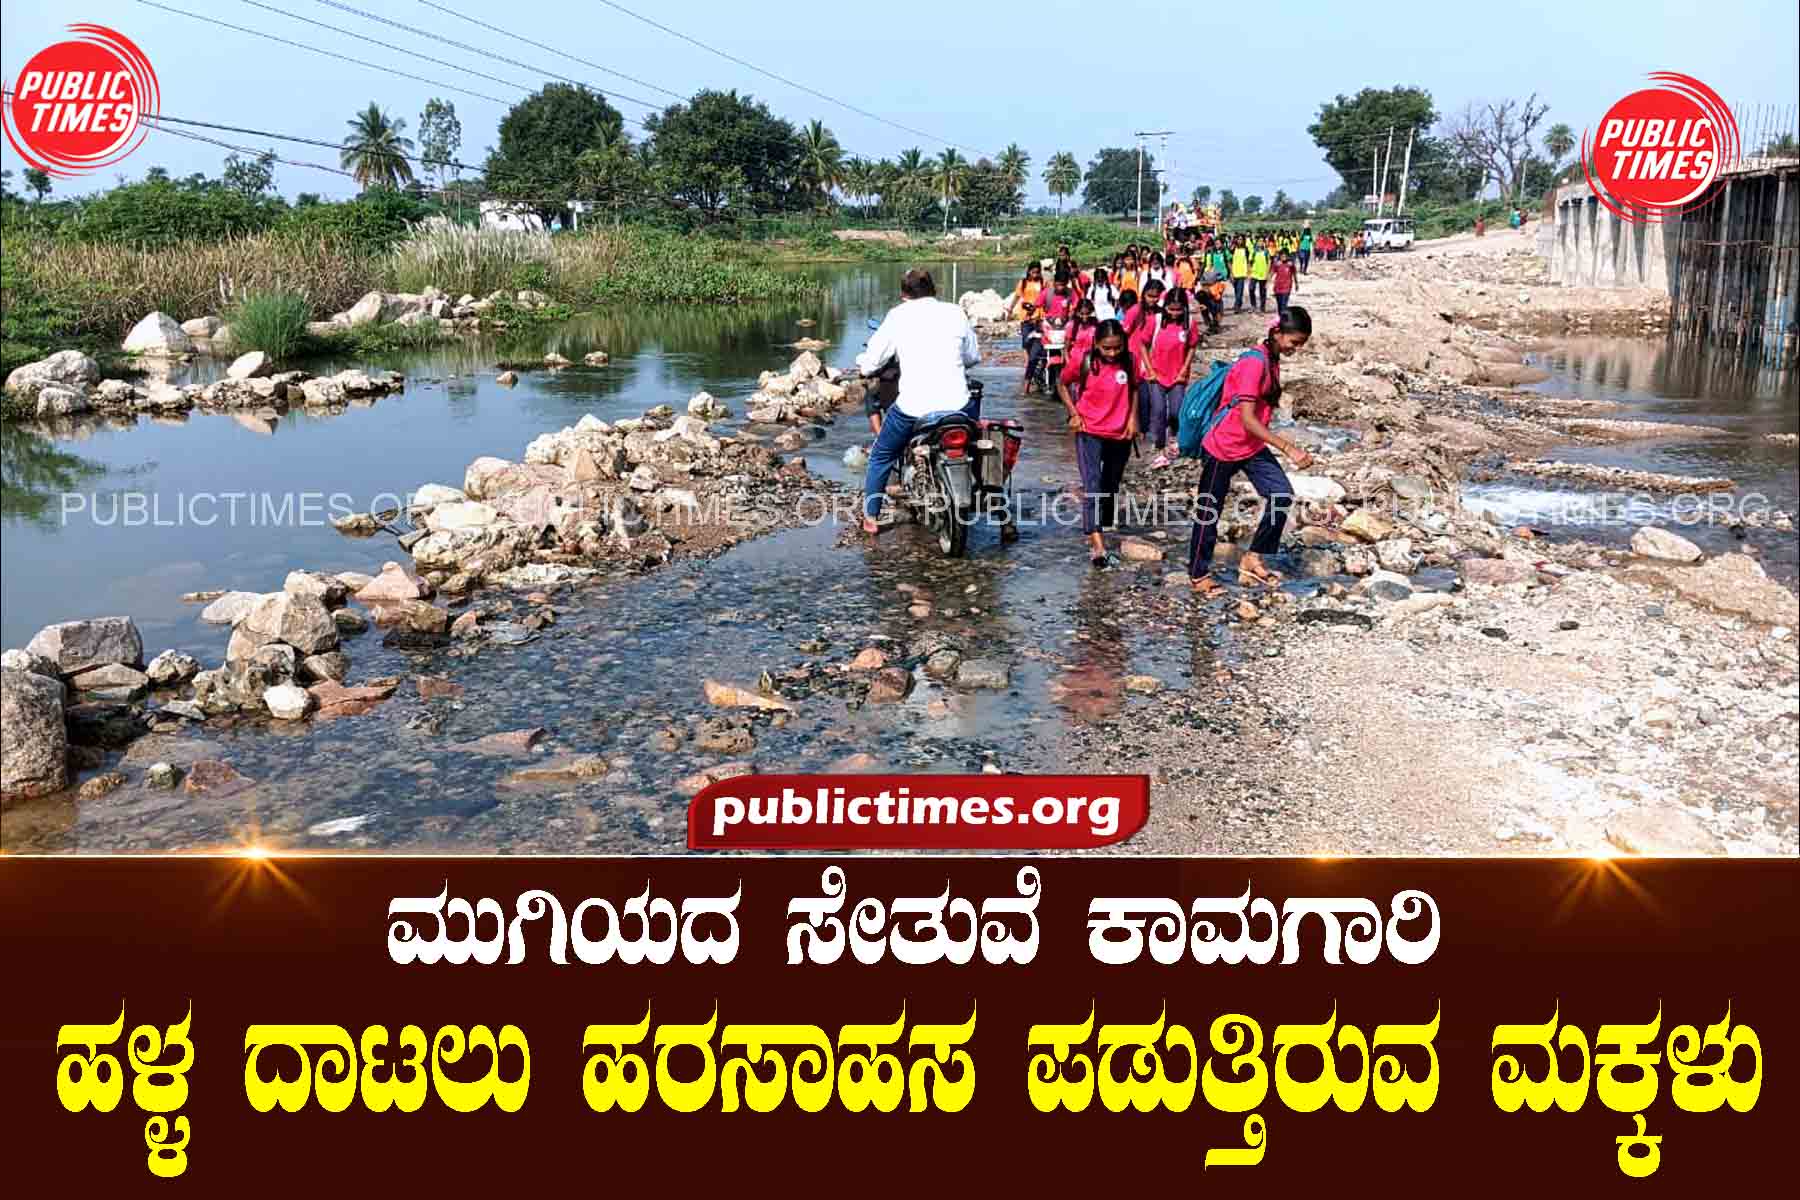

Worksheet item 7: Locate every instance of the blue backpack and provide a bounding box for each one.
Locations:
[1177,347,1266,458]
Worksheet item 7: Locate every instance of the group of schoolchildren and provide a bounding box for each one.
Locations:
[999,237,1316,589]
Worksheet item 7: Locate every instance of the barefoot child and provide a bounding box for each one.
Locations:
[1188,305,1315,596]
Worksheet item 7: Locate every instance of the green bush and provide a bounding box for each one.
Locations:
[68,180,286,249]
[227,290,311,362]
[275,190,429,254]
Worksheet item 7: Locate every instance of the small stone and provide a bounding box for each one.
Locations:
[497,370,519,386]
[332,609,369,635]
[1123,675,1163,694]
[264,683,316,720]
[1341,509,1395,543]
[297,652,350,684]
[78,770,128,801]
[416,675,464,700]
[1557,619,1580,632]
[703,679,795,712]
[865,667,914,704]
[1630,525,1703,564]
[923,649,963,680]
[956,659,1011,690]
[1235,600,1260,622]
[145,649,201,687]
[1119,536,1165,562]
[1479,627,1510,640]
[145,762,180,789]
[183,759,254,797]
[694,716,756,754]
[848,648,887,671]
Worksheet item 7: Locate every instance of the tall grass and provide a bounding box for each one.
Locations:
[384,222,553,298]
[1,230,376,344]
[227,290,311,361]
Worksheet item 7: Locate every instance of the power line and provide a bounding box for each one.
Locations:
[586,0,997,160]
[234,0,537,100]
[308,0,670,110]
[412,0,687,103]
[135,0,510,106]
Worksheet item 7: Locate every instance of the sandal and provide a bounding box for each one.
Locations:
[1239,563,1284,587]
[1190,576,1225,598]
[1150,453,1172,469]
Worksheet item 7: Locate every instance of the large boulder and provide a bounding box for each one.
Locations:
[355,561,430,604]
[345,291,386,326]
[239,593,339,655]
[1,667,68,804]
[227,350,273,380]
[1630,525,1702,564]
[959,289,1010,322]
[200,591,265,624]
[122,312,195,356]
[5,350,100,398]
[181,315,223,338]
[25,617,144,675]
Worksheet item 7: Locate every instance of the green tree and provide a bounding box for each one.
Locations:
[1043,151,1080,213]
[1080,147,1151,217]
[23,167,51,204]
[1192,184,1212,208]
[1242,194,1264,216]
[646,90,803,220]
[956,159,1022,225]
[340,103,415,192]
[1271,189,1294,217]
[486,84,623,222]
[1543,122,1574,167]
[997,143,1030,191]
[144,166,170,183]
[841,157,876,217]
[797,119,844,210]
[1406,135,1485,202]
[222,150,275,197]
[1308,86,1438,194]
[1219,189,1240,218]
[419,97,463,194]
[574,127,645,223]
[1763,132,1797,158]
[1,425,105,528]
[933,149,968,231]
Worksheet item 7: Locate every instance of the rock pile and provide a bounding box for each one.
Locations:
[320,287,558,335]
[4,348,403,422]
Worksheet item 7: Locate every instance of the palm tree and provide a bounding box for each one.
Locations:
[1043,151,1079,214]
[843,157,878,217]
[798,119,844,211]
[1764,132,1799,159]
[933,148,968,232]
[896,147,928,190]
[340,103,415,191]
[997,144,1030,190]
[1543,122,1575,167]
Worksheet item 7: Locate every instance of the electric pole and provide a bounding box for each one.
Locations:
[1134,129,1173,228]
[1377,125,1395,217]
[1397,126,1415,216]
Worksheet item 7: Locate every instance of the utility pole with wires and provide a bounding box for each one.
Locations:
[1377,125,1395,216]
[1397,126,1415,216]
[1134,129,1173,228]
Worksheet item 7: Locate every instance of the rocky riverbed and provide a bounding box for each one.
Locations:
[1,243,1795,855]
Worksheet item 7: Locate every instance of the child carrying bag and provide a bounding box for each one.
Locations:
[1176,347,1266,459]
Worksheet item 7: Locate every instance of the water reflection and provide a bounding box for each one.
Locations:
[0,423,107,527]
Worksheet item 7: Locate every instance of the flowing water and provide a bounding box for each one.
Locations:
[1462,336,1799,579]
[5,275,1794,852]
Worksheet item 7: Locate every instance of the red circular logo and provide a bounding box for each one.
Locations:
[4,25,159,177]
[1581,72,1739,223]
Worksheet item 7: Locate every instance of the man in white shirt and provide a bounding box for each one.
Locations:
[854,269,981,535]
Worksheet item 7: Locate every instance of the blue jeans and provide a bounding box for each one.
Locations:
[1187,448,1293,578]
[1297,249,1311,274]
[1231,278,1245,309]
[1143,381,1181,451]
[861,395,981,521]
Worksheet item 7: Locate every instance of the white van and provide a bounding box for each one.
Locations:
[1362,217,1416,250]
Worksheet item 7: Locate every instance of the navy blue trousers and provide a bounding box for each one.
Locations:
[1187,448,1293,578]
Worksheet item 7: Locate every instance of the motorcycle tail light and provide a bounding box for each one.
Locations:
[1002,432,1022,470]
[940,427,970,455]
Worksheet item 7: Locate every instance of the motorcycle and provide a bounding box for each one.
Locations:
[863,319,1024,558]
[1041,314,1070,392]
[1022,314,1047,394]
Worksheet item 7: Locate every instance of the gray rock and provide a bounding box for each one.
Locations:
[5,349,100,397]
[181,315,223,338]
[70,662,151,700]
[158,700,205,722]
[200,591,265,624]
[297,651,351,684]
[2,667,68,803]
[1458,557,1537,586]
[145,650,201,687]
[332,609,370,636]
[956,658,1012,690]
[283,570,349,607]
[241,593,339,655]
[227,350,272,380]
[263,683,316,721]
[122,311,195,355]
[35,385,89,417]
[1651,553,1799,626]
[145,762,181,789]
[923,649,963,680]
[1,648,58,679]
[26,616,143,675]
[1630,525,1702,564]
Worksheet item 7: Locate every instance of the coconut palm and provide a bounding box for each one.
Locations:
[895,147,928,191]
[997,143,1030,189]
[841,157,875,217]
[1543,122,1575,167]
[339,103,415,191]
[1765,132,1799,159]
[798,119,845,210]
[933,148,968,231]
[1043,151,1080,213]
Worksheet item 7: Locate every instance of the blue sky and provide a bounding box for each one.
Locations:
[3,0,1795,205]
